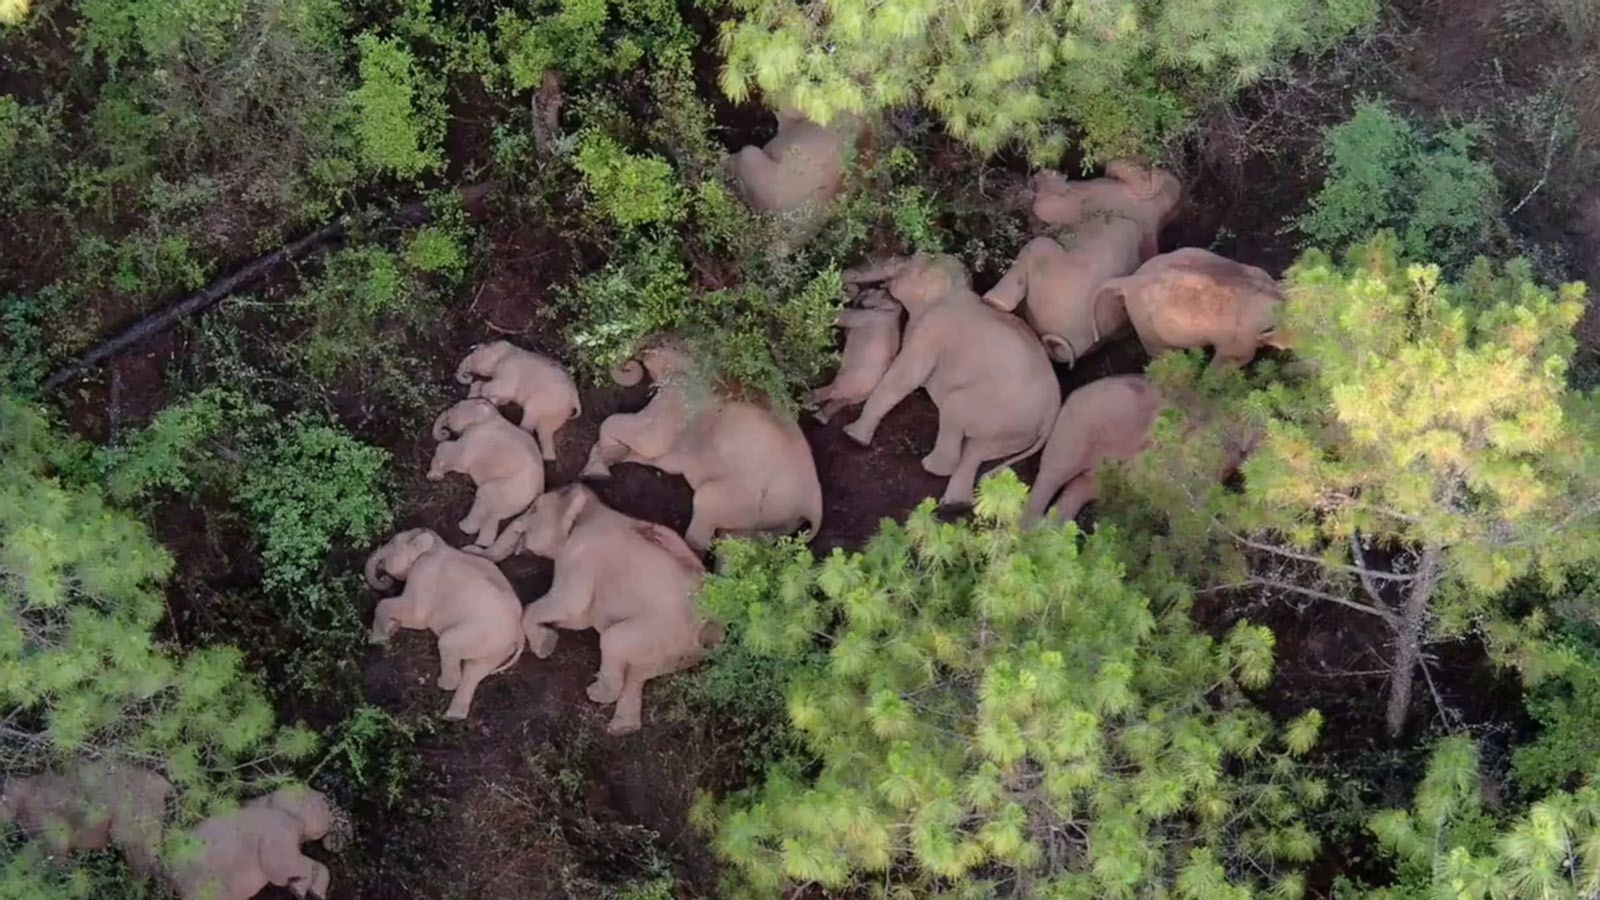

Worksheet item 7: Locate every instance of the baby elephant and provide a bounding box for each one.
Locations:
[730,109,861,213]
[1,760,171,878]
[1095,248,1290,369]
[809,288,902,423]
[471,484,720,735]
[1026,376,1163,525]
[170,786,340,900]
[365,528,525,719]
[454,341,581,460]
[428,402,545,547]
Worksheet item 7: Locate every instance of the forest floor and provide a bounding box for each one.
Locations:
[40,0,1599,897]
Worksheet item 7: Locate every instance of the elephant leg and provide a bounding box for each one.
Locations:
[607,669,648,736]
[845,332,937,445]
[308,862,331,899]
[582,416,638,478]
[588,621,644,704]
[983,236,1053,312]
[532,415,561,462]
[444,657,496,719]
[686,480,741,551]
[941,439,1011,507]
[459,489,490,537]
[922,415,964,476]
[1024,464,1073,526]
[1209,340,1255,371]
[1051,472,1101,523]
[435,627,471,690]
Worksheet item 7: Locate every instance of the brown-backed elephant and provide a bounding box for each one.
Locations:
[454,341,581,460]
[1026,376,1163,525]
[468,484,719,735]
[730,109,862,213]
[581,343,823,552]
[428,413,545,547]
[1029,161,1183,261]
[365,528,524,719]
[1,760,171,878]
[809,288,902,423]
[841,254,1060,506]
[169,786,341,900]
[1094,248,1289,369]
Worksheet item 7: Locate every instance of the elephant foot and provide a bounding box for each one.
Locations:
[921,451,957,477]
[843,421,874,446]
[528,627,559,659]
[587,676,621,704]
[442,703,469,721]
[457,518,478,536]
[606,716,641,736]
[438,672,460,691]
[580,460,612,479]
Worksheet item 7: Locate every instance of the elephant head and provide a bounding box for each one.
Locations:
[517,484,593,559]
[364,529,441,591]
[858,288,901,313]
[432,399,500,441]
[1031,162,1179,227]
[455,341,512,385]
[884,254,970,312]
[610,339,694,387]
[258,787,342,852]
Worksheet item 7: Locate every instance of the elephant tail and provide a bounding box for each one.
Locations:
[491,633,524,676]
[1090,281,1128,346]
[798,475,825,543]
[986,421,1054,489]
[569,397,582,420]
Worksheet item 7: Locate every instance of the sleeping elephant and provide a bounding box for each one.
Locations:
[841,254,1060,506]
[169,786,341,900]
[983,164,1184,365]
[581,342,823,552]
[454,341,581,460]
[809,287,902,423]
[1094,248,1290,369]
[730,108,862,213]
[365,528,524,719]
[428,410,545,547]
[1,760,171,878]
[1026,376,1163,525]
[468,484,720,735]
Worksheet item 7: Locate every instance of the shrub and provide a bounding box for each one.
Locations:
[350,33,446,179]
[719,0,1378,161]
[486,0,695,90]
[699,471,1325,897]
[1297,101,1503,266]
[573,132,688,229]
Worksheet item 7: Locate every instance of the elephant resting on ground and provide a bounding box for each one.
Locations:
[1,760,170,878]
[841,254,1060,506]
[428,406,545,547]
[454,341,581,459]
[730,109,862,213]
[809,287,902,423]
[1026,376,1162,525]
[468,484,721,735]
[170,786,341,900]
[365,528,524,719]
[1028,161,1183,261]
[1094,248,1290,369]
[581,343,824,552]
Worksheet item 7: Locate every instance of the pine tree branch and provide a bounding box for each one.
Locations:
[1250,577,1400,625]
[1233,533,1417,581]
[1350,531,1391,604]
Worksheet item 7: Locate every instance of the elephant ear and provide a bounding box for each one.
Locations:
[558,486,590,537]
[409,529,440,559]
[1105,160,1163,200]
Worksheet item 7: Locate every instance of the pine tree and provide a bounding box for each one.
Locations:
[717,0,1377,161]
[697,471,1325,898]
[1101,234,1600,738]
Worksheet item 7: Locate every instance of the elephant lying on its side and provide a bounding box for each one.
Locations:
[365,528,524,719]
[170,786,341,900]
[428,406,545,547]
[730,109,861,213]
[454,341,581,460]
[1,760,171,878]
[582,343,823,551]
[1094,248,1289,369]
[809,288,902,423]
[469,484,719,735]
[984,165,1184,365]
[1026,376,1162,525]
[841,254,1060,506]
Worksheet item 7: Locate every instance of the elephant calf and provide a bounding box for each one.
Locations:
[1027,376,1163,525]
[730,109,861,213]
[809,288,902,423]
[428,403,545,547]
[366,528,524,719]
[1,760,170,878]
[1094,248,1290,369]
[841,254,1059,506]
[454,340,581,460]
[582,342,823,551]
[470,484,720,735]
[169,787,341,900]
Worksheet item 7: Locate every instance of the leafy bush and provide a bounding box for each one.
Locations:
[573,132,688,229]
[1297,101,1503,266]
[719,0,1378,161]
[350,32,446,179]
[698,471,1324,897]
[486,0,694,90]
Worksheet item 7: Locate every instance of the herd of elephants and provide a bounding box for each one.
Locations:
[1,113,1291,898]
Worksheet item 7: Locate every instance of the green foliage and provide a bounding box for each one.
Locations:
[701,471,1323,897]
[318,706,429,811]
[404,222,469,280]
[574,132,688,229]
[1298,102,1503,267]
[486,0,695,90]
[1359,736,1600,898]
[720,0,1377,161]
[1505,569,1600,792]
[0,394,318,853]
[350,33,446,179]
[93,387,245,504]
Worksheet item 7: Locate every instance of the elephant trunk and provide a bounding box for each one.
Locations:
[431,408,453,441]
[454,356,477,385]
[611,359,646,387]
[364,547,393,591]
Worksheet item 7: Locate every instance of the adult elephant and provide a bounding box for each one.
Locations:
[169,786,342,900]
[842,254,1060,506]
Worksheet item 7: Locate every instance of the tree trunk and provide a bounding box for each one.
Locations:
[1385,546,1440,739]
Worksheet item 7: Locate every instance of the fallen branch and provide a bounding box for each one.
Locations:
[42,182,497,392]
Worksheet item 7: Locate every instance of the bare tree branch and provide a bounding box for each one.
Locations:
[1250,577,1400,624]
[1233,533,1417,581]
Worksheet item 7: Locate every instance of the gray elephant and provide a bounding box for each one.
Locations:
[365,528,524,719]
[428,407,545,548]
[730,109,862,213]
[169,786,341,900]
[1094,248,1290,369]
[809,288,902,423]
[841,254,1060,506]
[582,342,824,551]
[1026,375,1163,525]
[454,341,581,459]
[983,164,1184,366]
[469,484,720,735]
[1,760,171,878]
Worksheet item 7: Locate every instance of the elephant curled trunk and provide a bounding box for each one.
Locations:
[364,547,393,591]
[611,359,646,387]
[454,355,477,386]
[431,408,453,442]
